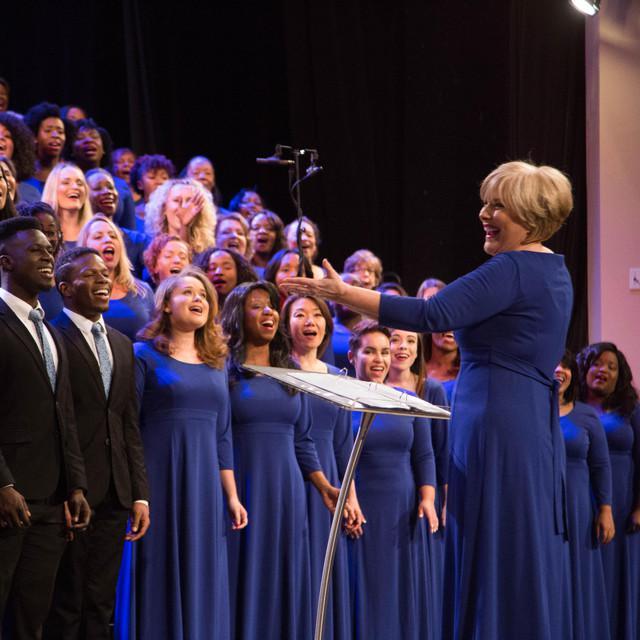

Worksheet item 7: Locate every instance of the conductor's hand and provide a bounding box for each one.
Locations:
[628,507,640,534]
[594,505,615,544]
[0,486,31,528]
[418,498,439,534]
[67,489,91,530]
[126,502,151,541]
[228,497,248,530]
[280,259,345,301]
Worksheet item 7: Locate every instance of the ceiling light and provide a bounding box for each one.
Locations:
[570,0,600,15]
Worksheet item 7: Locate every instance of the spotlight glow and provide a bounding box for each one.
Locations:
[570,0,600,15]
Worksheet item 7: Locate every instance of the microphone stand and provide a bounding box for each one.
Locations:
[257,144,322,276]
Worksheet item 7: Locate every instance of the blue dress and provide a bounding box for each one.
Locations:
[560,401,612,639]
[103,281,154,341]
[349,395,436,639]
[227,374,321,640]
[422,377,449,640]
[130,342,234,639]
[597,404,640,640]
[379,251,573,639]
[305,365,353,640]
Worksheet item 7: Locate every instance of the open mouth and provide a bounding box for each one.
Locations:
[260,319,275,329]
[93,287,110,299]
[394,352,410,361]
[101,246,116,261]
[370,365,386,375]
[38,266,54,278]
[226,239,241,250]
[99,195,115,205]
[189,304,204,315]
[483,225,499,239]
[169,266,183,275]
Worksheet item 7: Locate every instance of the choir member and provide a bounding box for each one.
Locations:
[0,158,15,220]
[143,233,192,287]
[17,201,64,319]
[424,328,460,404]
[248,210,285,276]
[220,281,351,640]
[556,349,614,640]
[144,178,215,257]
[282,294,364,639]
[45,247,150,639]
[184,155,224,207]
[284,217,324,278]
[76,214,153,340]
[343,249,383,290]
[0,217,90,639]
[131,266,247,639]
[41,162,93,246]
[61,105,87,122]
[130,154,175,233]
[385,327,449,638]
[195,247,257,310]
[86,168,147,277]
[23,102,67,193]
[348,322,437,639]
[216,212,251,259]
[0,113,40,203]
[282,160,575,639]
[111,148,137,202]
[417,277,446,300]
[577,342,640,640]
[228,187,263,218]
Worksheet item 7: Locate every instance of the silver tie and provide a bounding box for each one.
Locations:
[28,308,56,391]
[91,322,112,396]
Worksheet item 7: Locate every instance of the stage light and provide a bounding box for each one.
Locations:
[570,0,600,15]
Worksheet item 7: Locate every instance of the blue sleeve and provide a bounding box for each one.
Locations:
[379,253,521,333]
[294,394,321,477]
[583,406,613,506]
[333,408,353,480]
[113,177,136,230]
[133,343,148,405]
[423,380,449,486]
[632,404,640,507]
[216,368,234,470]
[411,415,436,488]
[138,280,155,315]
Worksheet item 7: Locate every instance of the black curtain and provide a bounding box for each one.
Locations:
[4,0,587,348]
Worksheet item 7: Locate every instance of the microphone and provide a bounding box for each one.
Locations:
[256,156,295,166]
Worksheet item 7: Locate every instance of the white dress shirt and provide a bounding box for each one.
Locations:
[0,287,59,370]
[63,308,114,368]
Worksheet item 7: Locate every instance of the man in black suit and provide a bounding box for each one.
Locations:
[44,247,150,640]
[0,217,91,639]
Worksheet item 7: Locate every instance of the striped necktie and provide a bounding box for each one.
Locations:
[28,308,56,391]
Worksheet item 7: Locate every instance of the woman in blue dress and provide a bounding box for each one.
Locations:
[282,160,575,638]
[126,267,247,639]
[77,214,154,340]
[282,294,365,640]
[347,322,437,639]
[385,327,449,639]
[556,350,614,639]
[577,342,640,640]
[220,281,352,640]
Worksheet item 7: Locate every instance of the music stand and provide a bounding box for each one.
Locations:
[243,365,451,640]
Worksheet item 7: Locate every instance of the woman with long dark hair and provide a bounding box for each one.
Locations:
[220,281,350,640]
[577,342,640,640]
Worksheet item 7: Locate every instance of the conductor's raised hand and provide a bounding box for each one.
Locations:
[280,259,346,301]
[0,486,31,528]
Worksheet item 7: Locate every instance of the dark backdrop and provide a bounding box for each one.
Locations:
[3,0,588,348]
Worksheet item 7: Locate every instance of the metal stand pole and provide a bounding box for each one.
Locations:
[314,411,376,640]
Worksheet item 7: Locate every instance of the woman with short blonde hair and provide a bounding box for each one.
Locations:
[42,162,93,244]
[145,178,216,254]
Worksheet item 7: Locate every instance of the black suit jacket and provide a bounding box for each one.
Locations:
[0,298,87,500]
[51,312,149,509]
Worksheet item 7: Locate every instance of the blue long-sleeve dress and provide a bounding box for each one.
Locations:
[379,251,573,639]
[349,392,436,639]
[422,377,449,640]
[560,401,612,639]
[103,281,154,341]
[227,373,321,640]
[596,404,640,640]
[305,365,353,640]
[130,342,234,639]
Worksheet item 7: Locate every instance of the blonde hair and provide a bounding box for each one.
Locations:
[138,266,228,369]
[76,214,144,296]
[480,161,573,243]
[42,162,93,227]
[145,178,216,254]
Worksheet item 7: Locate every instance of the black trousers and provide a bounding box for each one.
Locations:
[43,494,129,640]
[0,504,67,640]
